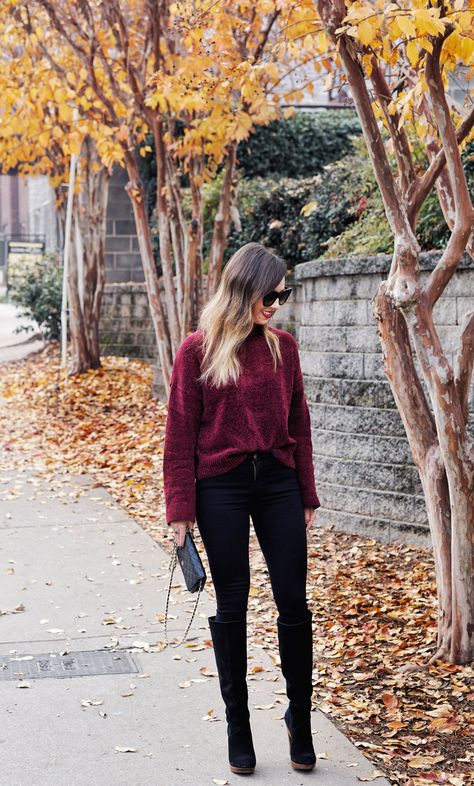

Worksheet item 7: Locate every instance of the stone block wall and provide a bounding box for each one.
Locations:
[99,271,302,365]
[100,283,156,360]
[296,251,474,547]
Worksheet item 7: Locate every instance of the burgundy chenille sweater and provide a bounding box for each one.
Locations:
[163,323,321,526]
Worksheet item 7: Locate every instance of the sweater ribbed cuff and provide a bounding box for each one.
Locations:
[302,493,321,509]
[166,505,196,527]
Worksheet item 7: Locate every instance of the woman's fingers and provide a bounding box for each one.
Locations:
[172,521,192,548]
[304,508,316,531]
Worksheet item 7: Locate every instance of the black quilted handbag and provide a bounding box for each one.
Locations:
[177,530,207,593]
[164,530,207,647]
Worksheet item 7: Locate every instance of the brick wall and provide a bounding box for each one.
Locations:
[105,168,145,284]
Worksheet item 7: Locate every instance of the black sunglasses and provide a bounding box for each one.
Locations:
[262,287,292,307]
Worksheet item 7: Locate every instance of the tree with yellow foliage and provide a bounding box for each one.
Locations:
[0,18,112,373]
[293,0,474,664]
[11,0,316,392]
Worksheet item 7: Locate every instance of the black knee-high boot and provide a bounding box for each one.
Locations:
[277,610,316,770]
[208,615,256,775]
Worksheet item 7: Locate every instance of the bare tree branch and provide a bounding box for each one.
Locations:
[369,56,417,199]
[412,107,474,221]
[423,36,474,307]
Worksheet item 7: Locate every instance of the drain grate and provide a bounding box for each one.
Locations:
[0,649,141,681]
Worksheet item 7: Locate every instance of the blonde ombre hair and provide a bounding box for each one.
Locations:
[197,242,287,389]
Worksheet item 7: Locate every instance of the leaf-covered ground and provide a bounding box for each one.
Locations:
[1,344,473,786]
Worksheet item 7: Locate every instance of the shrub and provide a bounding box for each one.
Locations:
[223,175,320,267]
[236,110,361,179]
[321,141,474,258]
[220,140,372,266]
[138,110,361,222]
[8,254,62,341]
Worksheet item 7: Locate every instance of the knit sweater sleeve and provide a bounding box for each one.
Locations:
[288,337,321,510]
[163,336,203,526]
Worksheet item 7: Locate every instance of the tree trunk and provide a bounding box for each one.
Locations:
[372,284,454,662]
[405,299,474,663]
[206,143,239,300]
[58,138,110,375]
[151,117,181,356]
[188,156,204,331]
[123,148,173,395]
[67,215,90,375]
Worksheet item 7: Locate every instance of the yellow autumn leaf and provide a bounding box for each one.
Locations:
[397,14,416,38]
[68,133,83,156]
[316,30,330,53]
[264,61,279,80]
[58,103,73,123]
[301,201,318,217]
[406,39,418,66]
[413,8,445,37]
[357,19,376,47]
[408,755,445,768]
[241,81,255,99]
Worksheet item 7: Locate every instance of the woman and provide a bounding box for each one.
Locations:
[163,242,321,776]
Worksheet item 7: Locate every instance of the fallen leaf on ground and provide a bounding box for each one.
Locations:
[357,771,387,782]
[0,604,25,616]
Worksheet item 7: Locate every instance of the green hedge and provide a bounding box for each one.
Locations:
[138,110,361,221]
[214,138,371,267]
[214,138,474,265]
[236,110,361,178]
[145,118,474,268]
[221,168,359,268]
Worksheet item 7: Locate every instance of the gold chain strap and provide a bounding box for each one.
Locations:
[164,540,204,648]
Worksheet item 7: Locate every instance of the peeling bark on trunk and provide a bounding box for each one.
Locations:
[123,149,173,393]
[151,117,181,357]
[65,138,110,376]
[373,285,454,661]
[67,222,89,375]
[189,158,204,329]
[206,143,239,301]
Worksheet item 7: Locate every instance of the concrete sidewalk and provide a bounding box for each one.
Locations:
[0,458,391,786]
[0,301,44,362]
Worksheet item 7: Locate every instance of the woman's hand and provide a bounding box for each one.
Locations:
[170,520,194,548]
[304,507,316,532]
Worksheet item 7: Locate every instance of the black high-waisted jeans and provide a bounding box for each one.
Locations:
[195,451,309,625]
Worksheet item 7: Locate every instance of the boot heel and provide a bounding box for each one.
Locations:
[228,721,256,774]
[230,764,255,775]
[285,710,315,771]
